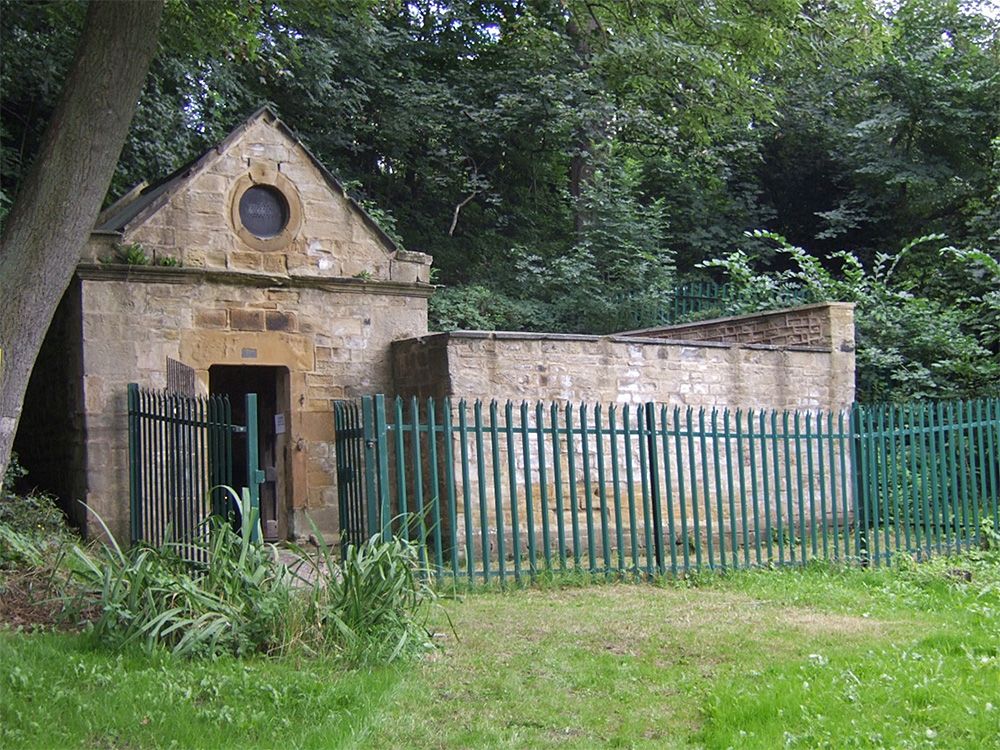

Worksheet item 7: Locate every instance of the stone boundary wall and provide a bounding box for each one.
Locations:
[392,302,855,412]
[389,303,856,554]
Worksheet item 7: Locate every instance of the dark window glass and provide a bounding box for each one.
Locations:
[239,185,289,238]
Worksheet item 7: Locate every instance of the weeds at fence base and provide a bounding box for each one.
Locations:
[2,501,441,663]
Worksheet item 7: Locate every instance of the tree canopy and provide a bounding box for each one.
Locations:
[1,0,997,403]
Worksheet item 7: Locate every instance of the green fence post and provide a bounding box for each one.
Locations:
[473,400,490,583]
[443,397,460,577]
[361,396,379,541]
[645,403,665,575]
[672,406,689,572]
[245,393,263,543]
[373,395,392,541]
[580,404,597,574]
[565,403,581,571]
[426,398,444,581]
[127,383,142,544]
[488,401,505,583]
[622,405,640,575]
[520,401,538,579]
[658,405,678,577]
[637,407,654,577]
[550,402,567,573]
[720,407,747,568]
[698,408,715,569]
[850,405,868,565]
[458,400,476,582]
[608,405,626,575]
[504,401,522,582]
[535,402,553,573]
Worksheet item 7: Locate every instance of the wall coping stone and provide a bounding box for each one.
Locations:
[398,330,832,354]
[76,262,434,298]
[619,301,855,338]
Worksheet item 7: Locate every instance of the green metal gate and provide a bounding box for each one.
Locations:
[127,383,264,546]
[333,399,381,555]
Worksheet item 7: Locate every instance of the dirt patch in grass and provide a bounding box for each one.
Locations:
[781,609,888,635]
[0,569,93,631]
[0,569,66,630]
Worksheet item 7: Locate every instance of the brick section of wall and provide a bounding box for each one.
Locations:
[76,274,428,542]
[391,335,454,400]
[625,303,853,349]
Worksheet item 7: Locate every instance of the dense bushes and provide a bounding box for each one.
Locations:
[703,232,1000,402]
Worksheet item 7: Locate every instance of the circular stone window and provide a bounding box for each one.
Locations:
[238,185,289,238]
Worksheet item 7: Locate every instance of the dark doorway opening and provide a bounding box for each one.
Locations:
[209,365,290,541]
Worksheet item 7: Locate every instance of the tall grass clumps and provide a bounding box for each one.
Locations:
[69,511,438,663]
[288,533,441,664]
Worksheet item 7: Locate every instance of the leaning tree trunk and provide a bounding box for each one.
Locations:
[0,0,164,481]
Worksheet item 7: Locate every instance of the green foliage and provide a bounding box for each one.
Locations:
[0,453,73,569]
[2,0,996,330]
[67,509,437,662]
[5,547,1000,747]
[1,631,401,748]
[703,232,1000,401]
[103,242,149,266]
[1,450,26,494]
[429,283,552,332]
[0,492,67,546]
[287,527,441,664]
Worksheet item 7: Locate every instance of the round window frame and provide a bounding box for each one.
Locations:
[229,171,302,252]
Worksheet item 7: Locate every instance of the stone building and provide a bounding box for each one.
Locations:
[15,107,432,542]
[14,108,854,545]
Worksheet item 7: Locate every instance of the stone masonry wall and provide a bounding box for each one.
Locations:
[389,304,856,564]
[393,321,855,413]
[76,267,429,542]
[64,111,433,543]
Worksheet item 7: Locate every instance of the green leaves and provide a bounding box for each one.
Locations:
[703,231,1000,402]
[67,514,437,662]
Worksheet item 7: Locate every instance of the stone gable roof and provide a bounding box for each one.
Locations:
[95,105,402,255]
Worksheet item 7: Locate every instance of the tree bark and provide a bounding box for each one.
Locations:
[565,8,602,235]
[0,0,164,481]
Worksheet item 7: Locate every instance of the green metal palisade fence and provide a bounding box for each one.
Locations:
[606,282,817,332]
[127,384,264,548]
[334,396,999,585]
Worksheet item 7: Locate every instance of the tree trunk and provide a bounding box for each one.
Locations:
[565,9,601,235]
[0,0,164,481]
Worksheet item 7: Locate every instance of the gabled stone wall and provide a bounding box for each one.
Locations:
[21,109,433,543]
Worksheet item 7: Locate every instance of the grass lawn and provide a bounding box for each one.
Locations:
[3,558,998,749]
